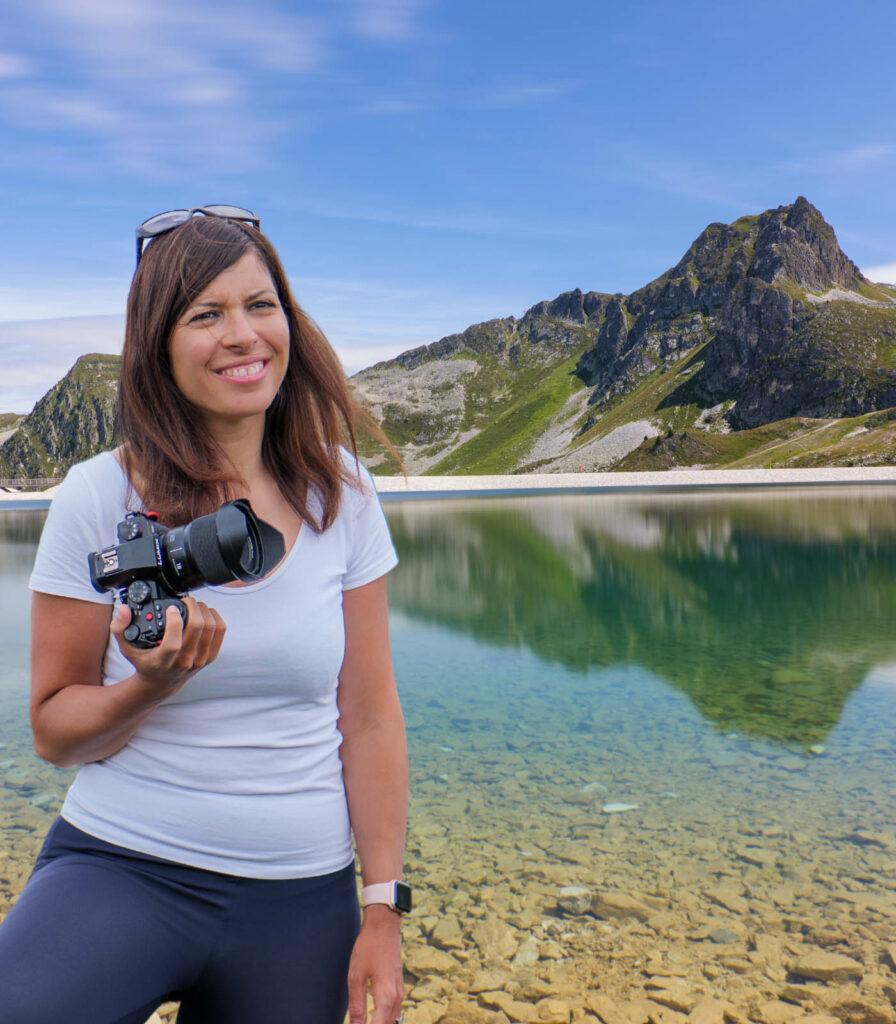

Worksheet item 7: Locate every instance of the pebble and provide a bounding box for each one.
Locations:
[792,952,865,983]
[512,937,540,967]
[557,886,592,916]
[823,993,895,1024]
[441,999,503,1023]
[643,978,698,1014]
[591,891,653,923]
[479,990,539,1022]
[536,997,573,1023]
[430,916,465,950]
[404,946,458,977]
[705,885,749,915]
[755,1000,804,1024]
[469,916,519,962]
[585,992,633,1024]
[685,998,728,1024]
[603,803,639,813]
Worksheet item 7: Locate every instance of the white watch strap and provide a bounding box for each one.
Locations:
[361,882,397,908]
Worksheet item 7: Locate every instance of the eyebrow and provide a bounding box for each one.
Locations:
[190,288,277,309]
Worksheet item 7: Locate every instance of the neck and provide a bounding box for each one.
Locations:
[206,415,268,488]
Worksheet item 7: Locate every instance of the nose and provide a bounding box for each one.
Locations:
[221,307,259,349]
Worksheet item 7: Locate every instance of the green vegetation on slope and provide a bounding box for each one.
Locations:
[428,356,588,475]
[614,407,896,471]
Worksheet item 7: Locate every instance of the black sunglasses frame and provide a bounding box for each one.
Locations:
[135,205,260,265]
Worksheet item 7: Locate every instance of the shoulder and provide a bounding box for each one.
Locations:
[51,450,126,509]
[30,451,128,601]
[335,447,380,512]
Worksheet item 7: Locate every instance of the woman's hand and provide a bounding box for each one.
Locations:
[111,595,226,698]
[346,906,404,1024]
[30,591,227,768]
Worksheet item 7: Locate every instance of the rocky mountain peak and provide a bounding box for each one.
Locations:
[575,197,872,405]
[0,353,120,478]
[747,196,864,293]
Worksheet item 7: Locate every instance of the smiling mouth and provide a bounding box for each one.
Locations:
[217,360,266,379]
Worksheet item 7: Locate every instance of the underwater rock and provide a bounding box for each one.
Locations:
[557,886,593,916]
[755,1000,805,1024]
[793,952,864,983]
[592,891,653,923]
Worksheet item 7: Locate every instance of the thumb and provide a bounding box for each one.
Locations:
[110,601,132,638]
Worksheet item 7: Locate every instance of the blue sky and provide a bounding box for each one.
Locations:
[1,0,895,412]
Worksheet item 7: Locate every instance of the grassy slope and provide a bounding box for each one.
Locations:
[363,276,896,475]
[427,354,589,475]
[615,409,896,471]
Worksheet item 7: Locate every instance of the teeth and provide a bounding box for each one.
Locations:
[220,361,264,378]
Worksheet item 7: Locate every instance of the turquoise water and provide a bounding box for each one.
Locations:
[2,490,896,939]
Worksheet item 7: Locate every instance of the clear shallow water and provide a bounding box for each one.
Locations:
[2,490,896,970]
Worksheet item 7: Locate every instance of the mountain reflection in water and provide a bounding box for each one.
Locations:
[384,487,896,745]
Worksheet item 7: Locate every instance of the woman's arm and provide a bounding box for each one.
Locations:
[30,592,226,768]
[338,575,408,1024]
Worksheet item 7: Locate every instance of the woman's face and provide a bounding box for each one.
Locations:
[168,250,290,434]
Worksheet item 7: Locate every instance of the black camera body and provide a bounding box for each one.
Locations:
[89,500,285,648]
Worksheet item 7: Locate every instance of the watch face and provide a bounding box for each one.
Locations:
[394,881,412,914]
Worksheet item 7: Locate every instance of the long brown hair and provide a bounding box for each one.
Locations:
[118,215,390,529]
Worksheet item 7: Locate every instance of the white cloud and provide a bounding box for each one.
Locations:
[351,0,429,41]
[0,0,327,174]
[862,262,896,285]
[0,279,130,321]
[281,193,582,237]
[0,315,125,413]
[466,78,578,111]
[779,143,896,177]
[0,52,32,78]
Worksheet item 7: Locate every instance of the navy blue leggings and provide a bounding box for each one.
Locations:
[0,817,360,1024]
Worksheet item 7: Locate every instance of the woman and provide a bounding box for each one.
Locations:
[0,208,408,1024]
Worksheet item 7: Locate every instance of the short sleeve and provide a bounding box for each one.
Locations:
[29,463,115,604]
[342,463,399,591]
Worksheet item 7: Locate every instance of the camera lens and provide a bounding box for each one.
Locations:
[159,500,283,592]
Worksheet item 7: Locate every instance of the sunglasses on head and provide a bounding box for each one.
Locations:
[135,205,260,265]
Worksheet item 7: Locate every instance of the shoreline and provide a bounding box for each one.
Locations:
[3,466,896,509]
[372,465,896,497]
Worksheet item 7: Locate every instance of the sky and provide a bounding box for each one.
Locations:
[1,0,895,413]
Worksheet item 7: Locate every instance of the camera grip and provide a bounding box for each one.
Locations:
[120,580,188,648]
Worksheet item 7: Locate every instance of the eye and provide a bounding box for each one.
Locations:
[249,299,277,311]
[188,310,218,324]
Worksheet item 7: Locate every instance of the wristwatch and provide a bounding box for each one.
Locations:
[361,880,412,914]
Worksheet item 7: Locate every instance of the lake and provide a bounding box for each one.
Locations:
[2,488,896,1021]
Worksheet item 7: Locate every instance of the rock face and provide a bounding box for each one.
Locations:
[0,354,120,478]
[573,197,893,430]
[352,197,896,473]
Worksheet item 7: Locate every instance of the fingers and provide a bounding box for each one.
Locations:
[175,597,226,668]
[111,596,226,691]
[370,978,404,1024]
[347,972,367,1024]
[347,952,403,1024]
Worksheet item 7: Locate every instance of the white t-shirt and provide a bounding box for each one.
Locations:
[29,450,398,878]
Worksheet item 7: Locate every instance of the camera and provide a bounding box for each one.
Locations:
[89,500,285,648]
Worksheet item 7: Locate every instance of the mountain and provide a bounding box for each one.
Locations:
[5,198,896,480]
[0,354,120,478]
[353,197,896,474]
